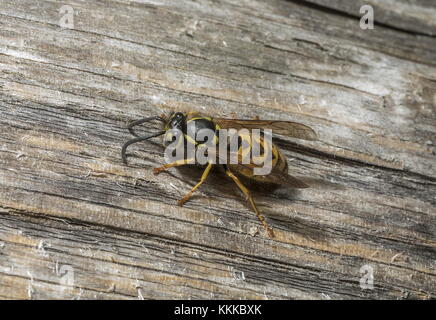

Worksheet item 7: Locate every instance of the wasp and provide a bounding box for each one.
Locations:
[121,111,317,238]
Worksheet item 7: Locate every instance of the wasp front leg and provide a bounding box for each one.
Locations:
[153,158,195,175]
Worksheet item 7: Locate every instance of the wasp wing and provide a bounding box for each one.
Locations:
[213,118,317,141]
[206,147,309,189]
[227,163,309,188]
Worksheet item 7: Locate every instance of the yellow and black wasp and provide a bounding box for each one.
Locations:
[121,111,317,238]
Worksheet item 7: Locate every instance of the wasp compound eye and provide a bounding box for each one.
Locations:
[168,113,186,132]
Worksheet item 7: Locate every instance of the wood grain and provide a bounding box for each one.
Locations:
[0,0,435,299]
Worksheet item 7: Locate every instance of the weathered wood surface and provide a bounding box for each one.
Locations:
[0,0,435,300]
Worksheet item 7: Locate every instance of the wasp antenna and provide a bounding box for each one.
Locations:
[121,131,165,164]
[127,116,166,137]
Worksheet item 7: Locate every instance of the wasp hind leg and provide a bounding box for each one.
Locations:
[225,168,274,238]
[177,163,214,206]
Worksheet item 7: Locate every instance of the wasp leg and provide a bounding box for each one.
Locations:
[225,169,274,238]
[153,158,195,175]
[178,163,213,207]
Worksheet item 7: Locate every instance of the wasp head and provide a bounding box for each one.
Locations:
[163,112,186,146]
